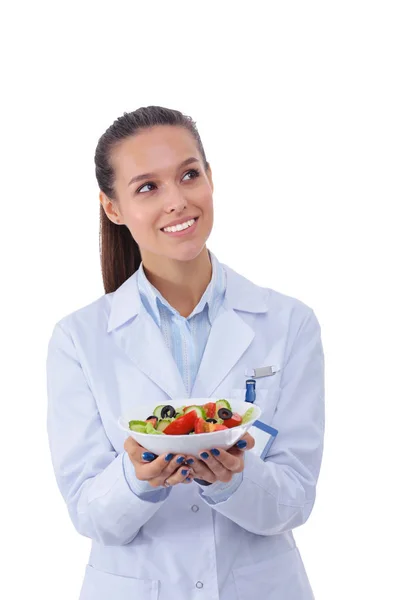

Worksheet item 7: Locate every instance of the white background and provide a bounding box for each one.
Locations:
[1,1,399,598]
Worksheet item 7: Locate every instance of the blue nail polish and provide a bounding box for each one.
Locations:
[236,440,247,449]
[186,458,194,465]
[186,477,192,482]
[142,452,157,461]
[165,453,174,461]
[200,452,209,460]
[181,469,189,476]
[211,448,220,456]
[176,456,185,464]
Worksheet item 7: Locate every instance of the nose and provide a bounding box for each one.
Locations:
[163,185,187,214]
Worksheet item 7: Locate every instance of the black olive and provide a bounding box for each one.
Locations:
[161,405,176,419]
[146,415,158,422]
[217,408,233,420]
[206,418,218,423]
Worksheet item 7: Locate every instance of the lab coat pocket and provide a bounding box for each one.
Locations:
[79,564,160,600]
[231,388,280,424]
[232,547,314,600]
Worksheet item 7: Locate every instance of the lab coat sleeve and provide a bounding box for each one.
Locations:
[196,472,244,502]
[122,451,173,501]
[198,308,325,536]
[46,321,171,546]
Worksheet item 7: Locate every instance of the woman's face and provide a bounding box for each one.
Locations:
[100,125,214,264]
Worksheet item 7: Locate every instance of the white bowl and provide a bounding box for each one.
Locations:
[118,397,261,456]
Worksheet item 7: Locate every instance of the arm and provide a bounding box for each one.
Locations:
[197,308,325,536]
[46,322,171,546]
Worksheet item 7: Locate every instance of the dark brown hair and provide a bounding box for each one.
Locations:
[94,106,210,294]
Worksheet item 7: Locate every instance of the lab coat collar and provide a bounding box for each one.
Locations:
[108,259,268,333]
[107,257,270,399]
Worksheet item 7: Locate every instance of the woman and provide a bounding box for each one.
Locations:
[46,105,325,600]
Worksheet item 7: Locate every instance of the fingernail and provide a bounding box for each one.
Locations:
[186,477,192,482]
[200,452,209,460]
[210,448,220,456]
[236,440,247,449]
[165,453,174,461]
[176,456,185,464]
[181,469,189,476]
[186,458,194,465]
[142,452,157,461]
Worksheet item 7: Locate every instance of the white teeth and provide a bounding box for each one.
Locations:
[163,218,196,233]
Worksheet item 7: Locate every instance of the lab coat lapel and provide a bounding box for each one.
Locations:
[190,308,255,398]
[191,263,269,397]
[107,273,187,400]
[107,262,269,401]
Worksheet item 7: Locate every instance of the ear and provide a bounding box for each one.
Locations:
[99,192,123,225]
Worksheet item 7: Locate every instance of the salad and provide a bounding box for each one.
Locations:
[129,399,256,436]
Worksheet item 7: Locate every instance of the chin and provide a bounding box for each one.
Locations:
[169,243,208,262]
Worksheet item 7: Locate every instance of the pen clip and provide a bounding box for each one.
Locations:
[245,365,280,378]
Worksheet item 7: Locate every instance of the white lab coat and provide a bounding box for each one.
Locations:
[46,261,325,600]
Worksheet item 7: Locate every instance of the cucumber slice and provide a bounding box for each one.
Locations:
[156,418,173,432]
[216,399,232,413]
[183,405,206,419]
[129,420,147,433]
[153,405,167,419]
[145,421,164,435]
[241,406,256,424]
[175,405,186,417]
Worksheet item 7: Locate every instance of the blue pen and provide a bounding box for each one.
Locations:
[245,379,256,403]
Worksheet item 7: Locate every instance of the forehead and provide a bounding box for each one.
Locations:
[112,125,198,182]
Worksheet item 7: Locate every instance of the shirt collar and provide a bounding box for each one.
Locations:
[137,249,226,327]
[107,259,269,334]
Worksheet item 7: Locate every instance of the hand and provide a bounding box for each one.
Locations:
[124,437,193,487]
[184,432,255,484]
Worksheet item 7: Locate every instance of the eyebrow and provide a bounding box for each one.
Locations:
[128,157,200,187]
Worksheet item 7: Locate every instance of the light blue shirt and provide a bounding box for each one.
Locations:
[123,249,244,502]
[137,249,226,397]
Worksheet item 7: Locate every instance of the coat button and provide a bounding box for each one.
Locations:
[196,581,204,589]
[191,505,199,512]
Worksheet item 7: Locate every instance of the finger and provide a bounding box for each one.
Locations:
[197,450,232,483]
[145,454,187,486]
[182,469,195,484]
[124,436,158,463]
[184,457,217,483]
[125,435,178,466]
[163,454,187,476]
[227,446,245,459]
[124,436,144,455]
[135,452,180,481]
[235,432,255,450]
[234,433,255,450]
[209,447,243,473]
[161,466,193,488]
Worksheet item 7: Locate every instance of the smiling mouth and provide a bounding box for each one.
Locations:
[161,217,199,233]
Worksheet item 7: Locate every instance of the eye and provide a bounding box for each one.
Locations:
[137,182,156,194]
[182,168,201,181]
[136,169,200,194]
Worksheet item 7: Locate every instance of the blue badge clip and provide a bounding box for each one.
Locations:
[245,378,256,403]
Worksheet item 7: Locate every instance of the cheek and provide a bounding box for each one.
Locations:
[196,190,214,216]
[124,208,155,244]
[204,198,214,225]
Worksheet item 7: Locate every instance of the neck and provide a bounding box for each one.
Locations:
[141,246,213,317]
